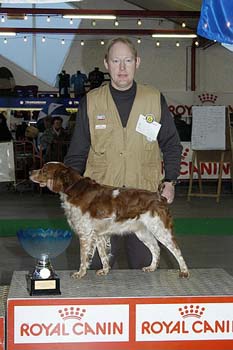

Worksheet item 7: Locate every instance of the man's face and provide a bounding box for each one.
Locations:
[104,41,140,91]
[53,119,62,130]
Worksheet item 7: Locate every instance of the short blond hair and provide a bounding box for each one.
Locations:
[104,37,138,61]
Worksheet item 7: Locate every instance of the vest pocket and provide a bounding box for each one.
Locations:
[93,124,113,153]
[143,136,157,150]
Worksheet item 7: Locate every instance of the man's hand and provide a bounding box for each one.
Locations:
[161,181,175,204]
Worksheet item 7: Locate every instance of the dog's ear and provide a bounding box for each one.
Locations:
[50,167,72,193]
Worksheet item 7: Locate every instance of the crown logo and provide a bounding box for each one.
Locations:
[198,93,217,104]
[58,307,86,321]
[178,305,205,319]
[181,147,190,160]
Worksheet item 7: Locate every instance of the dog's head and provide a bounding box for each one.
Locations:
[30,162,81,193]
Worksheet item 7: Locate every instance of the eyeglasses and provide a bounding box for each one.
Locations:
[110,57,135,66]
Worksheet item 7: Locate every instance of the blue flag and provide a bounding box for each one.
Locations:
[197,0,233,44]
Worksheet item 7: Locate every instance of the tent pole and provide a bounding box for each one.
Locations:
[32,4,37,77]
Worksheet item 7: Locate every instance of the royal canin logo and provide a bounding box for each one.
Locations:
[20,306,124,337]
[58,307,86,321]
[178,304,205,319]
[141,304,233,335]
[198,93,218,104]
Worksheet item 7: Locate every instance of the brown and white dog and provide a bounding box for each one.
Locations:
[30,162,189,279]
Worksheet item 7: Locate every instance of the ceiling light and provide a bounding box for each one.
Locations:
[63,15,116,20]
[80,40,84,46]
[152,34,197,38]
[1,16,5,23]
[24,14,28,20]
[181,22,186,28]
[0,32,16,36]
[176,41,180,47]
[91,20,96,27]
[47,16,51,23]
[137,38,141,44]
[69,18,73,25]
[23,36,27,42]
[114,19,119,26]
[137,19,142,26]
[100,40,105,45]
[3,38,7,44]
[156,40,160,47]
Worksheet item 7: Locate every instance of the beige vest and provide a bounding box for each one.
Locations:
[85,83,162,191]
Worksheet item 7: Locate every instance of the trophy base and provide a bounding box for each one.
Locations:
[26,274,61,296]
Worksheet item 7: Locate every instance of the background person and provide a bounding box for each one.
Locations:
[0,112,13,142]
[88,67,105,90]
[40,116,69,161]
[64,37,182,270]
[70,70,88,98]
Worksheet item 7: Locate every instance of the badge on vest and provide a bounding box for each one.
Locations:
[96,114,106,120]
[95,124,106,129]
[146,114,154,123]
[136,114,161,141]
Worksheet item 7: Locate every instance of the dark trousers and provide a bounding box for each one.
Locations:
[90,234,152,269]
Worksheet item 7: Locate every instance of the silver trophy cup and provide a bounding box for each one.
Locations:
[17,228,72,295]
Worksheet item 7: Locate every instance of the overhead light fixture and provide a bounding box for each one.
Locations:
[0,32,16,36]
[152,33,197,38]
[63,14,116,20]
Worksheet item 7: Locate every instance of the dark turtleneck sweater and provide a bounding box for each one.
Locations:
[109,80,136,128]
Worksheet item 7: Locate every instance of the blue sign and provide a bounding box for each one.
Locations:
[0,97,80,109]
[197,0,233,44]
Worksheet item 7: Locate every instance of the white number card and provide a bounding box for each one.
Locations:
[136,114,161,141]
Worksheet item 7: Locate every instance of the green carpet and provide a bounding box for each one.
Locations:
[0,218,232,237]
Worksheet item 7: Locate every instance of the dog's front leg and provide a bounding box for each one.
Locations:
[95,235,111,276]
[71,236,93,279]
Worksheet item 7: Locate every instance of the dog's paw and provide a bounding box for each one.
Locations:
[71,271,86,279]
[179,270,190,278]
[96,268,110,276]
[142,266,156,273]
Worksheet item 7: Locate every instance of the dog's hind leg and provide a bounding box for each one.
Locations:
[134,230,160,272]
[153,226,189,278]
[95,235,111,276]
